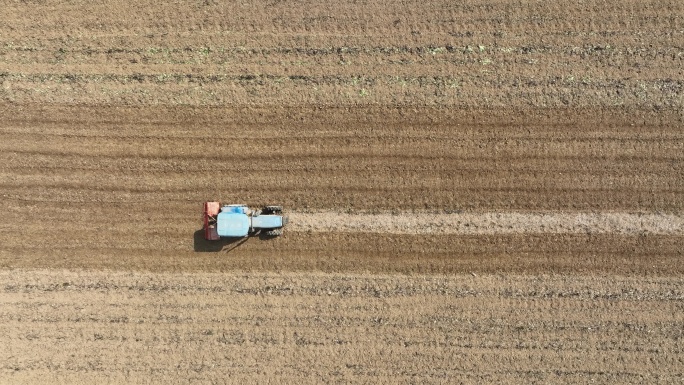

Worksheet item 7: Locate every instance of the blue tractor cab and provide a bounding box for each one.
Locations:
[216,214,250,237]
[216,205,250,237]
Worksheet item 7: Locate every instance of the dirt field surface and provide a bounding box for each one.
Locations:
[2,105,683,275]
[1,270,683,384]
[1,0,683,383]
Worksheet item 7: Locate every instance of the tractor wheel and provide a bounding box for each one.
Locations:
[265,228,283,236]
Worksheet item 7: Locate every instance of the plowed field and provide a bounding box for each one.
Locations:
[1,0,683,383]
[2,270,683,384]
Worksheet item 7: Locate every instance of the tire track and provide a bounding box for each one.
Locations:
[288,212,684,235]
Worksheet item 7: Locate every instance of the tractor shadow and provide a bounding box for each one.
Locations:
[193,229,280,252]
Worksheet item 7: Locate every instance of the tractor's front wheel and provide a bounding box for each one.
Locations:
[264,228,283,236]
[263,205,283,215]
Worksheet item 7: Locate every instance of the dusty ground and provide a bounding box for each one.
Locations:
[2,270,683,384]
[2,106,682,276]
[1,0,683,383]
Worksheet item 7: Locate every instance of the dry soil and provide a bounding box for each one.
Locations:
[1,0,683,383]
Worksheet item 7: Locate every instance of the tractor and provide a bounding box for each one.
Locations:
[203,202,288,240]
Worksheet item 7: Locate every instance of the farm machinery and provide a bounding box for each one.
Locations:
[203,202,288,240]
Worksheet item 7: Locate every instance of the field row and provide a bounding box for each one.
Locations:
[0,104,681,275]
[2,0,682,108]
[3,0,682,38]
[3,75,681,108]
[1,270,682,384]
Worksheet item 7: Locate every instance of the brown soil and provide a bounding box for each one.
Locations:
[1,270,683,384]
[1,0,683,383]
[1,106,682,275]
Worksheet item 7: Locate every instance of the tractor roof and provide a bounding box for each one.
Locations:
[216,212,250,237]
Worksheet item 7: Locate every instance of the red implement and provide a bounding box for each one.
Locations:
[203,202,221,240]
